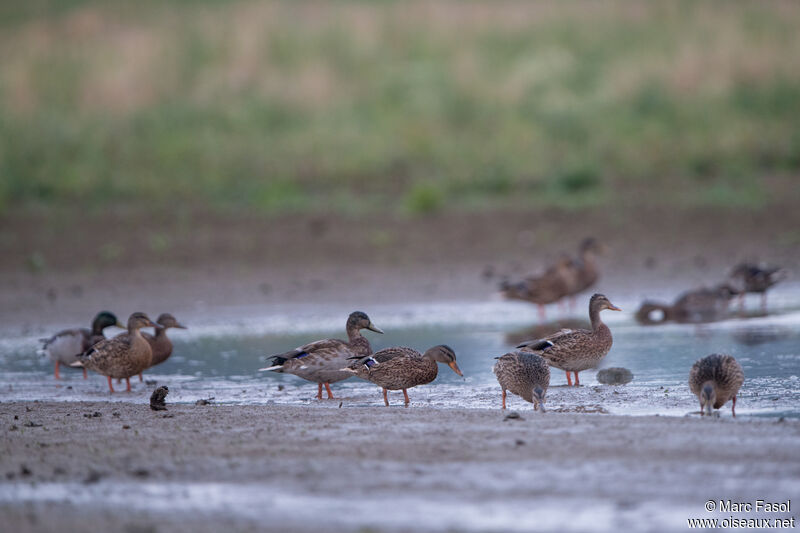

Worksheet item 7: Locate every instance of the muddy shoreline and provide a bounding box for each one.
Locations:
[1,402,798,532]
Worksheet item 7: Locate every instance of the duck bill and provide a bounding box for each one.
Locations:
[448,361,463,377]
[608,304,622,311]
[115,321,126,328]
[366,323,384,334]
[174,323,188,329]
[150,321,164,329]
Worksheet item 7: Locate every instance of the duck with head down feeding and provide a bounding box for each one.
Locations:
[259,311,383,400]
[517,293,620,386]
[689,353,744,417]
[494,350,550,411]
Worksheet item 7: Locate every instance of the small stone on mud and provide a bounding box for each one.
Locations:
[145,380,158,386]
[504,411,523,421]
[596,367,634,385]
[23,421,42,427]
[122,425,131,430]
[277,385,284,391]
[515,439,525,446]
[195,398,213,405]
[83,411,102,418]
[131,468,149,478]
[20,465,32,476]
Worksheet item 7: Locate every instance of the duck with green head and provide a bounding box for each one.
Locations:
[39,311,123,379]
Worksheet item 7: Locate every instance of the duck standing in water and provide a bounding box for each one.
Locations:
[259,311,383,399]
[344,345,462,407]
[143,313,187,372]
[493,350,550,411]
[728,263,786,312]
[72,312,159,393]
[517,293,620,386]
[689,353,744,417]
[39,311,123,380]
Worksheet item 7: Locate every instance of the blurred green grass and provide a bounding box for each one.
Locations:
[1,0,799,216]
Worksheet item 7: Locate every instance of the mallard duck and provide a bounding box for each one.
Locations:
[493,350,550,411]
[144,313,187,368]
[344,345,461,406]
[689,353,744,417]
[635,284,736,325]
[259,311,383,399]
[72,312,159,393]
[566,237,605,297]
[728,263,786,312]
[499,256,574,320]
[39,311,123,380]
[517,293,620,386]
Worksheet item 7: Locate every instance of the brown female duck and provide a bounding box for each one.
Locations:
[689,353,744,417]
[259,311,383,399]
[499,256,574,320]
[566,238,605,297]
[144,313,187,368]
[344,345,462,406]
[39,311,123,380]
[517,293,620,386]
[73,312,159,392]
[635,284,736,325]
[728,263,786,312]
[493,350,550,411]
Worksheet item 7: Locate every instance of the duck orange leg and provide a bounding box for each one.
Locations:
[402,388,410,407]
[573,372,580,386]
[82,367,88,379]
[139,373,143,382]
[565,371,573,387]
[107,376,115,393]
[54,361,61,380]
[382,388,389,406]
[501,389,507,410]
[324,382,335,399]
[731,396,737,417]
[125,377,132,392]
[316,382,323,400]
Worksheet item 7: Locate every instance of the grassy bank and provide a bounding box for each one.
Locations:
[1,0,799,215]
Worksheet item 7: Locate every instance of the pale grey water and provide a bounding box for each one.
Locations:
[2,296,799,418]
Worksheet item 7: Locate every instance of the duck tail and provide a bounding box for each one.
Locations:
[258,355,288,372]
[634,301,672,325]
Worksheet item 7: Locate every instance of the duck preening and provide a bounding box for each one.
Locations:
[343,345,462,406]
[72,312,160,392]
[689,353,744,417]
[517,293,620,386]
[259,311,383,399]
[39,311,123,380]
[493,350,550,411]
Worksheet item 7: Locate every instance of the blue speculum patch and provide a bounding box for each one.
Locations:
[295,352,309,358]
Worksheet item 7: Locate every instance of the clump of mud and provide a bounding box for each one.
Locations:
[150,386,169,411]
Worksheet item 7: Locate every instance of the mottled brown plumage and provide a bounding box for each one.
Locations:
[517,293,620,386]
[635,284,736,325]
[39,311,123,380]
[494,350,550,411]
[728,263,786,312]
[74,312,159,393]
[345,345,462,406]
[259,311,383,399]
[500,238,603,319]
[143,313,187,368]
[689,353,744,417]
